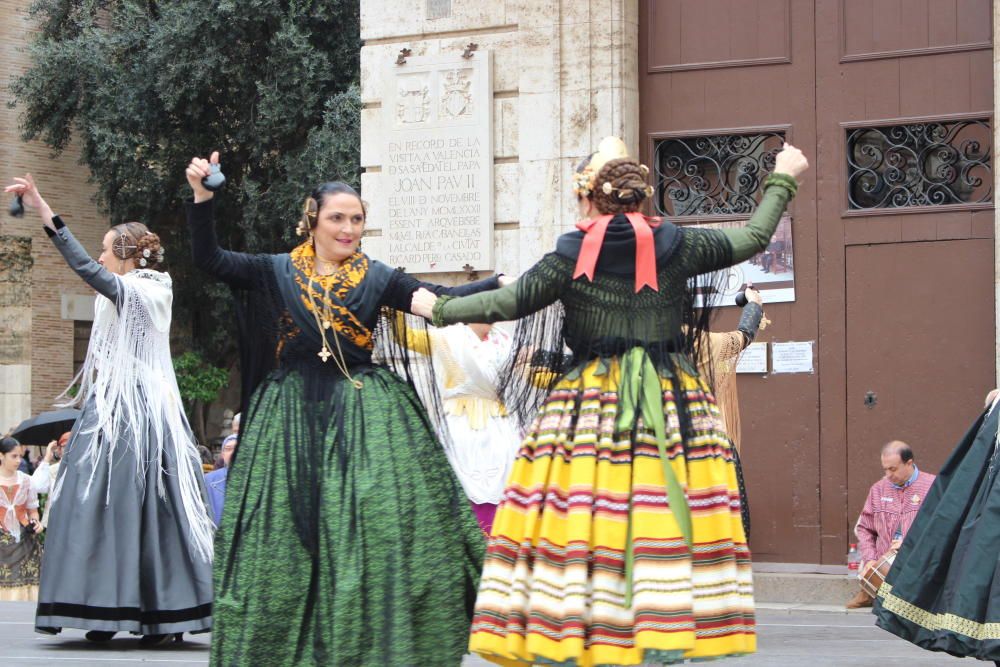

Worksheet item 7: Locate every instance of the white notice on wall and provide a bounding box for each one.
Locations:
[735,342,768,374]
[771,341,814,374]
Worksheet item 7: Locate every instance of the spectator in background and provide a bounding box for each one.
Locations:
[205,426,237,527]
[215,413,240,470]
[30,433,69,530]
[847,440,935,608]
[0,436,42,601]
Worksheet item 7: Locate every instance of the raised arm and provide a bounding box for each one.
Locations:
[186,199,258,289]
[681,144,808,276]
[185,152,257,289]
[48,217,122,301]
[5,173,120,301]
[418,253,571,326]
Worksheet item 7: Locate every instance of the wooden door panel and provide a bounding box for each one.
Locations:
[845,240,994,522]
[647,0,791,71]
[841,0,991,61]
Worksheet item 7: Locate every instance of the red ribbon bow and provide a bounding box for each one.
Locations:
[573,212,660,292]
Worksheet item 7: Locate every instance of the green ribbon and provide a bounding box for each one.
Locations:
[616,348,693,607]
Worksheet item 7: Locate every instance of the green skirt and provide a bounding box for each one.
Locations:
[873,405,1000,660]
[211,365,485,666]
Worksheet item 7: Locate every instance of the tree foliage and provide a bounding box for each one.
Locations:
[11,0,362,364]
[172,350,230,444]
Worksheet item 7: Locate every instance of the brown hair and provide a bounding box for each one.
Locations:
[590,157,652,215]
[111,222,164,270]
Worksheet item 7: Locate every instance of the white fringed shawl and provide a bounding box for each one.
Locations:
[56,269,214,561]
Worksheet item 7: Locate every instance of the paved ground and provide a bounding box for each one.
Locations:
[0,601,970,666]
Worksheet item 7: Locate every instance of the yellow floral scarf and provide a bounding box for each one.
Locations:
[289,241,373,350]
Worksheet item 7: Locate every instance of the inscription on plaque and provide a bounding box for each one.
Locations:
[383,53,493,273]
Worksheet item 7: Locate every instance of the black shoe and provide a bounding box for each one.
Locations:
[138,633,182,647]
[84,630,116,642]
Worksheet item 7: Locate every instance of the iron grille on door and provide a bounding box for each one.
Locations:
[652,131,786,218]
[846,118,992,210]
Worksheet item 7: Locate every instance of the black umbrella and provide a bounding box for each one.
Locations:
[10,409,81,445]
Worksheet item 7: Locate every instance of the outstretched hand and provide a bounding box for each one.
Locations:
[773,143,809,182]
[5,173,47,211]
[186,151,220,203]
[411,287,438,320]
[5,173,54,225]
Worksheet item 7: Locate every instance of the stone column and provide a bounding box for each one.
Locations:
[359,0,639,278]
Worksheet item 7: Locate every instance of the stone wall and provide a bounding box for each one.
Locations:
[1,0,106,429]
[359,0,639,280]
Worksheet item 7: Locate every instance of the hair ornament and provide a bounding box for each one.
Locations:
[142,248,151,258]
[113,232,137,260]
[639,164,650,177]
[297,197,318,237]
[601,181,614,195]
[139,258,147,267]
[573,136,631,198]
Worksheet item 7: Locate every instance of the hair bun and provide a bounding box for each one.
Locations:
[591,158,651,214]
[133,228,164,270]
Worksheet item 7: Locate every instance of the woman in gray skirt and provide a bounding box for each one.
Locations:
[5,174,214,646]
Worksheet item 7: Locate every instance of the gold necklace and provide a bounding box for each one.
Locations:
[313,245,341,276]
[305,271,363,390]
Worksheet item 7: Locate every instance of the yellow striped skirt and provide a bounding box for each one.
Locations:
[469,356,755,666]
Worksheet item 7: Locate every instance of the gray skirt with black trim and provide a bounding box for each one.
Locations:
[34,396,213,636]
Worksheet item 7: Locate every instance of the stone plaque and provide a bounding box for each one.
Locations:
[426,0,451,20]
[383,52,493,273]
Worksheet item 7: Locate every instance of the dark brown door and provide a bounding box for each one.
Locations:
[639,0,822,563]
[640,0,995,564]
[815,0,994,563]
[845,240,995,517]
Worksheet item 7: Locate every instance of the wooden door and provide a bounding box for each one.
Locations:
[845,241,995,518]
[816,0,994,562]
[639,0,821,563]
[640,0,995,563]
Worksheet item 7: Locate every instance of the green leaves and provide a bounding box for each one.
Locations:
[173,351,229,405]
[11,0,361,365]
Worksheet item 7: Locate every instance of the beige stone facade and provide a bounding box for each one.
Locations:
[0,1,106,433]
[359,0,640,279]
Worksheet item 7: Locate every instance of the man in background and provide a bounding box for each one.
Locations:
[847,440,935,608]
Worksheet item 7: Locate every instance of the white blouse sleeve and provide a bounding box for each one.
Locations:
[29,462,52,494]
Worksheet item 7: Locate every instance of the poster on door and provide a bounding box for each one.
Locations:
[694,214,795,307]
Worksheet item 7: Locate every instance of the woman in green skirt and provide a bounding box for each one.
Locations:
[874,391,1000,663]
[185,152,500,666]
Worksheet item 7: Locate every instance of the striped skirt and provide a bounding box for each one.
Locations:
[468,356,754,666]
